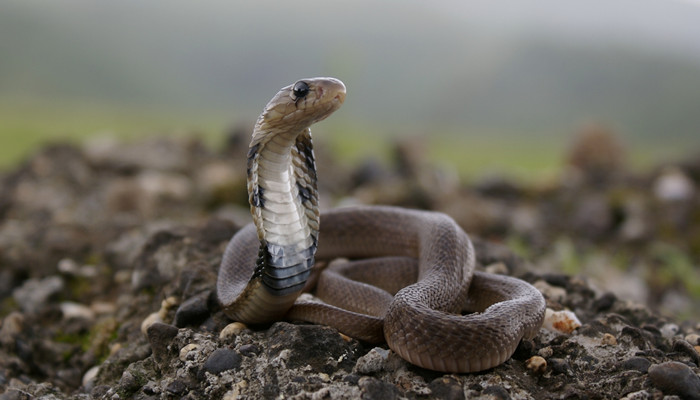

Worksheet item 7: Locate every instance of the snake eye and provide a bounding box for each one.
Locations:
[292,81,310,100]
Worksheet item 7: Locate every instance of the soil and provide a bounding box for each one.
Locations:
[1,130,699,399]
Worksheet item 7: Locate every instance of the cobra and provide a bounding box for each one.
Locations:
[217,77,546,373]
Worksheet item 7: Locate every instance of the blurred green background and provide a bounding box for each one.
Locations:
[2,0,699,178]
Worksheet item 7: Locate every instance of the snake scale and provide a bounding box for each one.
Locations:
[217,77,546,373]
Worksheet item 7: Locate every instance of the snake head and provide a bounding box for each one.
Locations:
[253,77,346,138]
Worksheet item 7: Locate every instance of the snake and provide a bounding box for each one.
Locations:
[217,77,546,373]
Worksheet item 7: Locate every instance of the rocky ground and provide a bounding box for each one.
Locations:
[1,127,699,399]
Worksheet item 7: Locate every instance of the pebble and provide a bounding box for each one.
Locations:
[543,308,581,334]
[538,346,554,358]
[548,358,571,375]
[648,361,700,400]
[428,377,465,400]
[653,166,695,202]
[238,344,261,357]
[165,379,187,396]
[684,333,700,346]
[672,339,700,366]
[81,366,100,390]
[219,322,246,341]
[179,343,201,362]
[482,385,511,400]
[200,348,242,376]
[484,262,509,275]
[141,312,163,335]
[358,376,401,400]
[174,293,210,328]
[0,311,24,347]
[12,276,64,314]
[525,356,547,373]
[621,357,651,373]
[660,323,679,339]
[601,333,617,346]
[59,301,95,321]
[146,322,179,366]
[354,347,391,374]
[534,280,567,304]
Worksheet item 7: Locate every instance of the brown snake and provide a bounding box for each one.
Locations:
[217,77,546,373]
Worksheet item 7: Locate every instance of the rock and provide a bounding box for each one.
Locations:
[200,348,242,377]
[358,376,401,400]
[621,357,651,373]
[238,344,261,357]
[165,379,187,396]
[482,385,512,400]
[428,377,465,400]
[525,356,547,373]
[219,322,247,341]
[12,276,64,314]
[0,312,24,348]
[266,322,358,373]
[146,322,179,367]
[353,347,391,374]
[59,301,95,322]
[543,309,581,334]
[648,361,700,400]
[174,293,210,328]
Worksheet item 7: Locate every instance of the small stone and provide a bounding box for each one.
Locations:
[601,333,617,346]
[239,344,261,357]
[141,312,163,335]
[525,356,547,373]
[648,361,700,400]
[534,280,567,303]
[90,301,117,315]
[174,294,210,328]
[593,292,617,312]
[60,302,95,321]
[543,308,581,334]
[484,262,509,275]
[162,296,180,312]
[660,323,679,339]
[429,377,465,400]
[146,322,179,366]
[81,366,100,391]
[119,370,141,393]
[482,385,511,400]
[354,347,391,374]
[620,390,654,400]
[622,357,651,373]
[672,339,700,366]
[0,312,24,347]
[201,348,242,376]
[358,376,401,400]
[653,166,695,202]
[165,380,187,396]
[219,322,246,341]
[538,346,553,358]
[12,276,64,314]
[179,343,200,362]
[685,333,700,346]
[549,358,571,375]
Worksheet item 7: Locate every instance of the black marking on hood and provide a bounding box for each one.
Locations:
[295,135,317,185]
[246,143,260,178]
[297,182,313,204]
[252,185,265,208]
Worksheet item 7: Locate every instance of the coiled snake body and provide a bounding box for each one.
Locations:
[217,77,546,373]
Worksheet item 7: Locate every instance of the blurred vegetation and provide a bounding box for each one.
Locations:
[1,0,699,176]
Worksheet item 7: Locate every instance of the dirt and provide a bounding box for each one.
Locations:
[0,130,699,399]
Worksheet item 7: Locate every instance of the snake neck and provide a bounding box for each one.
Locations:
[246,125,320,295]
